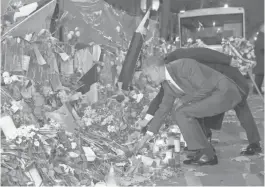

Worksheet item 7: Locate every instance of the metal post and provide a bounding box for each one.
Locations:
[160,0,171,40]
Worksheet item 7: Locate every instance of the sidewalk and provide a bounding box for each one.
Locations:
[156,94,264,186]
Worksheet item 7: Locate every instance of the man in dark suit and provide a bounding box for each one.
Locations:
[132,48,261,166]
[142,48,249,136]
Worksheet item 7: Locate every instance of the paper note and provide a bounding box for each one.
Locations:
[59,53,70,61]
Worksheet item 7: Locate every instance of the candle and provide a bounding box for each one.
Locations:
[180,133,185,142]
[0,116,17,140]
[163,150,173,164]
[174,139,180,152]
[25,166,43,187]
[168,136,174,146]
[180,134,187,147]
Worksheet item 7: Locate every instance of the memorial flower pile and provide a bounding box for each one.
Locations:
[1,29,182,186]
[222,37,256,75]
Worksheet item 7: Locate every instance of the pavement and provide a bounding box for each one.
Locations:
[156,94,264,186]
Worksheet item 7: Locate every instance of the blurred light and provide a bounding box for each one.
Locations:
[152,0,160,11]
[180,10,185,13]
[213,21,216,26]
[254,37,257,41]
[224,4,229,8]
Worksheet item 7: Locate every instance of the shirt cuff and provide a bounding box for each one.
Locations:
[144,114,154,121]
[146,131,154,136]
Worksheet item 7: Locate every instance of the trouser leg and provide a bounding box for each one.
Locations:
[174,78,242,156]
[234,98,261,144]
[254,74,264,93]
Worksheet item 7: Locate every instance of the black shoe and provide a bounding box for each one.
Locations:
[183,154,218,166]
[240,143,262,155]
[186,148,216,159]
[184,146,198,152]
[186,150,200,159]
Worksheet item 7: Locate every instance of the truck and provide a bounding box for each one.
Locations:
[178,7,245,51]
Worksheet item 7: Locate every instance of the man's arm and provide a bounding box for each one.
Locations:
[147,85,175,134]
[145,86,164,120]
[165,48,232,65]
[176,59,216,104]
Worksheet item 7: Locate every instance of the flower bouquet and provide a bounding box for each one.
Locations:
[222,37,256,75]
[184,38,256,75]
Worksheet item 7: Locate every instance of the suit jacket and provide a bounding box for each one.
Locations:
[147,48,249,116]
[148,58,236,133]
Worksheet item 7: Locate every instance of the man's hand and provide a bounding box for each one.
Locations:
[138,119,149,128]
[136,119,149,134]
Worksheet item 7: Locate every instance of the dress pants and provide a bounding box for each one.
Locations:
[254,74,264,93]
[198,97,261,145]
[173,78,243,150]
